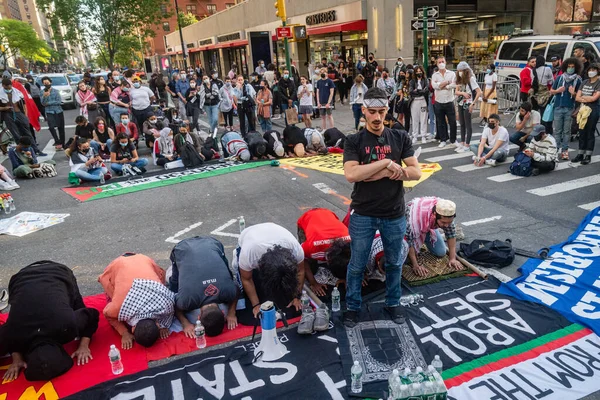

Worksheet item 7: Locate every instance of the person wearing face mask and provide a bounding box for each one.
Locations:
[25,74,44,117]
[115,113,140,147]
[40,76,66,150]
[256,79,273,132]
[297,76,313,129]
[109,70,121,90]
[479,64,498,128]
[409,66,431,144]
[316,68,335,130]
[454,62,482,153]
[76,80,98,120]
[129,76,156,138]
[471,114,510,167]
[228,64,238,80]
[167,72,179,108]
[219,78,236,131]
[573,63,600,165]
[110,132,148,175]
[392,57,405,83]
[69,137,110,182]
[233,76,257,137]
[255,60,267,77]
[431,56,457,148]
[142,114,160,148]
[109,80,132,131]
[250,72,262,94]
[278,69,297,126]
[367,52,378,69]
[550,58,582,161]
[376,68,396,100]
[184,78,203,133]
[198,74,221,133]
[523,125,557,175]
[92,117,115,159]
[349,75,368,131]
[176,71,190,120]
[153,125,177,167]
[359,56,375,88]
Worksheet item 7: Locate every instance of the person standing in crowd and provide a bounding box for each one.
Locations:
[551,56,563,80]
[390,69,406,125]
[76,80,97,120]
[278,69,297,126]
[256,80,273,132]
[534,55,555,133]
[109,70,121,90]
[200,74,221,133]
[176,71,190,119]
[82,72,94,88]
[337,61,350,105]
[470,113,510,166]
[69,137,109,182]
[367,52,378,70]
[455,62,482,153]
[520,56,536,102]
[93,75,112,127]
[392,57,405,83]
[0,78,44,156]
[360,56,375,88]
[233,76,257,137]
[228,64,238,80]
[376,68,396,100]
[511,102,541,150]
[184,78,203,133]
[431,56,457,148]
[342,87,421,327]
[524,125,557,175]
[550,57,582,161]
[297,76,314,129]
[347,57,356,80]
[409,65,430,144]
[167,72,179,109]
[154,72,167,102]
[572,62,600,165]
[255,60,267,77]
[316,68,335,131]
[40,76,66,150]
[264,64,276,89]
[130,76,156,136]
[479,64,498,128]
[25,75,44,118]
[250,73,262,94]
[350,75,368,131]
[326,63,340,105]
[219,77,236,132]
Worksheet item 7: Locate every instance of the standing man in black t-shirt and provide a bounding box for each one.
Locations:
[342,87,421,327]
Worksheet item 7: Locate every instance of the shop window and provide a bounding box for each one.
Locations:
[186,4,196,13]
[530,42,548,59]
[498,42,531,61]
[163,22,170,32]
[571,42,595,56]
[207,4,217,14]
[226,3,234,8]
[547,42,568,61]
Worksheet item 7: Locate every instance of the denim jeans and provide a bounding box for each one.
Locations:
[75,166,108,182]
[205,104,219,133]
[553,106,573,152]
[89,140,100,153]
[346,213,407,311]
[425,230,447,257]
[110,158,149,174]
[258,116,272,132]
[352,104,362,130]
[469,144,508,162]
[509,131,532,149]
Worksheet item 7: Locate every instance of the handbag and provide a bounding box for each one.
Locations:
[542,96,555,122]
[87,102,98,111]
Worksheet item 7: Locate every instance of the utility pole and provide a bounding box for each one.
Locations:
[174,0,188,70]
[423,6,428,72]
[274,0,291,72]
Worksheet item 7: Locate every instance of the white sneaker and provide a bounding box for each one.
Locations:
[456,145,467,153]
[0,181,11,191]
[448,142,457,148]
[421,137,427,144]
[412,137,417,144]
[9,180,19,189]
[438,141,447,148]
[485,159,497,166]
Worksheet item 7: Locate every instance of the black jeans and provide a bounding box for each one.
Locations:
[46,112,66,147]
[531,160,556,173]
[33,96,45,117]
[2,111,40,153]
[434,101,457,143]
[132,106,153,137]
[578,105,599,155]
[222,110,234,128]
[238,106,256,136]
[457,105,473,144]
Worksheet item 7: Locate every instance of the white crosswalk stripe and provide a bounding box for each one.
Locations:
[579,201,600,211]
[487,155,600,182]
[527,174,600,196]
[420,133,482,154]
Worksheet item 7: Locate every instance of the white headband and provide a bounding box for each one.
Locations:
[363,98,389,108]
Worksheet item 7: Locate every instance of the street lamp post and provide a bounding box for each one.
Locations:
[174,0,188,71]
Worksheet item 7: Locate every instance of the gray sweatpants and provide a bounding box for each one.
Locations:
[410,97,428,139]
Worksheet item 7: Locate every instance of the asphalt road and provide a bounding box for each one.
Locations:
[1,103,600,398]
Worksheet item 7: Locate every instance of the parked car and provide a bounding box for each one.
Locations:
[35,73,76,109]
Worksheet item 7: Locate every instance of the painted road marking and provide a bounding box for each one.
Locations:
[462,215,502,226]
[313,183,351,205]
[165,221,203,244]
[211,218,240,239]
[579,201,600,211]
[527,174,600,196]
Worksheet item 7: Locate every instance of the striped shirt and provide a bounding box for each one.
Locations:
[528,135,558,162]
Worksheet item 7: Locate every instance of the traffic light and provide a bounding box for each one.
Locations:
[274,0,286,22]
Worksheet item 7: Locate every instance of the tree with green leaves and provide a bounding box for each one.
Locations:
[178,12,198,28]
[96,35,143,68]
[36,0,171,70]
[0,19,52,69]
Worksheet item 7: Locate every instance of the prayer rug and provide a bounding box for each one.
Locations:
[401,250,468,286]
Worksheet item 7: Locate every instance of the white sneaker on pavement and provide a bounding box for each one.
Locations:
[0,181,10,191]
[447,142,457,148]
[8,180,19,189]
[412,137,417,144]
[485,159,497,166]
[438,141,447,148]
[421,137,427,144]
[456,145,467,153]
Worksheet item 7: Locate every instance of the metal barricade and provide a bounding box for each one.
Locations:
[473,76,521,127]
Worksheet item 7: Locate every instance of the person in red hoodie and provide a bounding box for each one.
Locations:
[115,112,139,147]
[520,56,537,102]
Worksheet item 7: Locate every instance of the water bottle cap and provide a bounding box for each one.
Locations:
[435,355,440,360]
[110,344,116,349]
[428,365,435,371]
[354,361,359,366]
[302,290,307,295]
[404,367,411,372]
[416,366,423,373]
[392,369,399,374]
[394,377,400,383]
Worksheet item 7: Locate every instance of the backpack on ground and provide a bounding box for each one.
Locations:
[509,152,533,177]
[458,239,515,268]
[177,135,204,168]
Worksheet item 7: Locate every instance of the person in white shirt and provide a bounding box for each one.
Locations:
[510,102,541,150]
[129,76,156,135]
[524,125,557,175]
[454,61,482,153]
[297,76,314,128]
[470,114,509,166]
[431,56,457,148]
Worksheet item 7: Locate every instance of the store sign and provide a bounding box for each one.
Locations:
[306,10,336,25]
[276,27,293,39]
[198,38,213,46]
[217,32,241,43]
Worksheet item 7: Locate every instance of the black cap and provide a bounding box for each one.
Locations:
[551,56,559,61]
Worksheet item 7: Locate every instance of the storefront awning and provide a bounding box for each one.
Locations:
[164,51,183,56]
[215,39,249,49]
[306,19,367,36]
[188,47,202,53]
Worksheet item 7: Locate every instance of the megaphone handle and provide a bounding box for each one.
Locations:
[251,312,261,341]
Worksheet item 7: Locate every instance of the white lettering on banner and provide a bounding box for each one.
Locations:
[188,365,226,398]
[443,328,487,355]
[252,361,298,384]
[170,379,184,399]
[111,387,156,400]
[563,243,600,258]
[572,291,600,319]
[316,371,347,400]
[421,334,463,362]
[448,335,600,400]
[467,319,515,346]
[229,360,265,396]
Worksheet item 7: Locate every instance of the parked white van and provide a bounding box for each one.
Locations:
[495,33,600,81]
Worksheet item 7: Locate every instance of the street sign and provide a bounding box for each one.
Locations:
[411,19,436,31]
[417,6,439,19]
[276,27,293,39]
[293,25,307,40]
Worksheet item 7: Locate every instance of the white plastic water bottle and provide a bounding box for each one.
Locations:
[238,216,245,233]
[402,367,411,382]
[351,361,363,393]
[108,344,124,375]
[7,195,15,211]
[195,320,206,348]
[389,376,401,400]
[434,372,448,397]
[423,381,435,399]
[301,290,311,315]
[408,366,420,383]
[410,382,422,397]
[331,286,341,312]
[2,197,10,214]
[426,365,436,382]
[432,354,443,374]
[398,383,410,400]
[388,369,399,397]
[415,366,424,382]
[100,172,105,184]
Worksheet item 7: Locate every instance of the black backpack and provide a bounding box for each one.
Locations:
[177,135,204,168]
[458,239,515,269]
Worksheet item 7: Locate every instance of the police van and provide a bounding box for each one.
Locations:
[495,31,600,81]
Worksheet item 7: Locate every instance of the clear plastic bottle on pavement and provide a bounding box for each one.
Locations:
[388,369,399,397]
[351,361,363,393]
[8,195,15,211]
[99,172,105,184]
[401,366,411,382]
[410,382,422,397]
[195,320,206,349]
[2,196,10,214]
[301,290,311,315]
[108,344,124,375]
[432,354,443,374]
[388,376,401,400]
[331,286,341,312]
[238,216,245,233]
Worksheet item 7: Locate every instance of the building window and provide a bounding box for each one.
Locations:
[226,3,234,8]
[207,4,217,14]
[26,12,30,18]
[163,22,170,32]
[186,4,196,13]
[160,4,167,13]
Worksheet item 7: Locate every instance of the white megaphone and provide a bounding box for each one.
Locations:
[253,301,289,362]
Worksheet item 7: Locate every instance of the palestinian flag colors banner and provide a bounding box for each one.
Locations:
[62,161,271,202]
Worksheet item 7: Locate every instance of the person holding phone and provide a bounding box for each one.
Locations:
[69,137,109,182]
[40,76,66,150]
[109,132,148,175]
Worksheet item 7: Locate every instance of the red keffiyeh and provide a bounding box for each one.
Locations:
[408,196,438,250]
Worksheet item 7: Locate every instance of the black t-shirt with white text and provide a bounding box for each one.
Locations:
[110,142,135,161]
[343,127,414,218]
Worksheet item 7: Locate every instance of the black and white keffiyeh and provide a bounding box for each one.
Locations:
[363,97,389,108]
[118,279,175,329]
